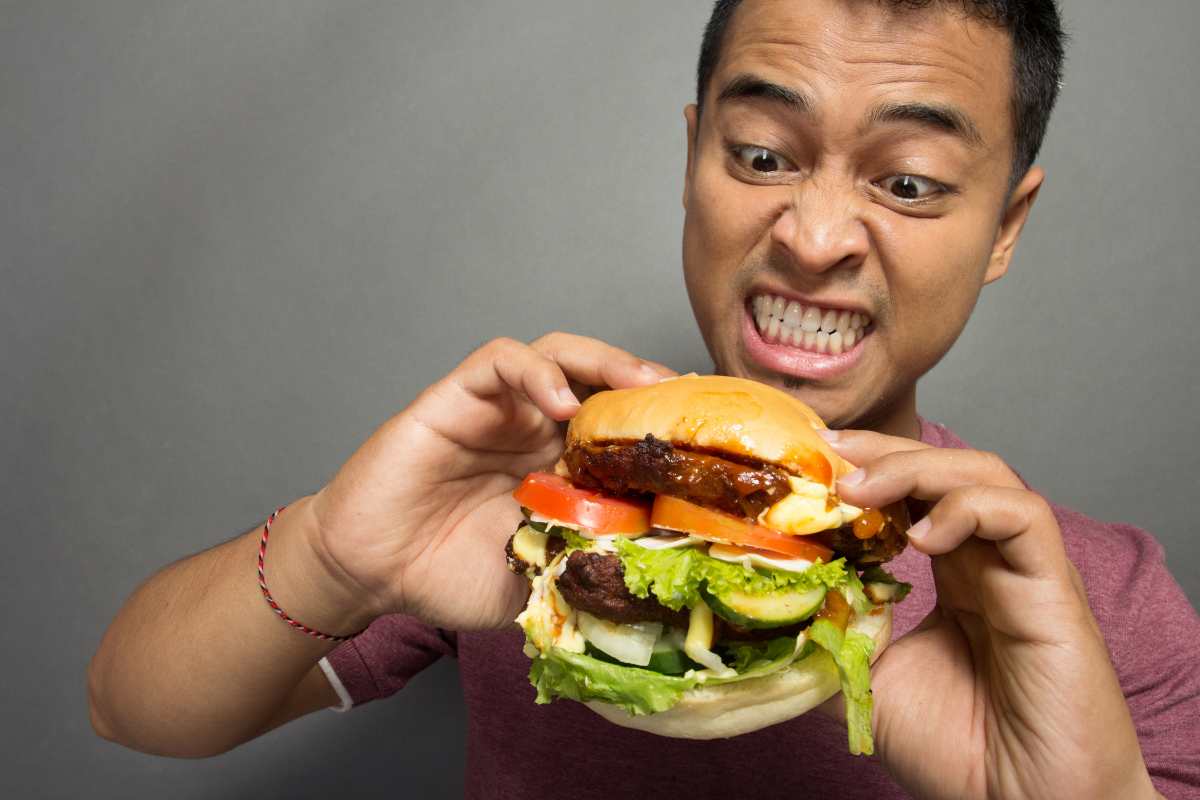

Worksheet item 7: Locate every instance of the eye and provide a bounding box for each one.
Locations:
[731,145,796,175]
[880,174,945,202]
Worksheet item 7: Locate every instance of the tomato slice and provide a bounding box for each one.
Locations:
[650,494,834,562]
[513,472,651,535]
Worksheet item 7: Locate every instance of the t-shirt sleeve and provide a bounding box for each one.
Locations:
[1071,517,1200,797]
[320,613,458,709]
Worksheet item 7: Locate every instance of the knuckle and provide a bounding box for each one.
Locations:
[531,330,572,351]
[871,449,908,475]
[941,485,978,512]
[1023,491,1055,522]
[483,336,522,356]
[976,449,1014,479]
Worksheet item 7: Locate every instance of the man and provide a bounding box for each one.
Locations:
[89,1,1200,797]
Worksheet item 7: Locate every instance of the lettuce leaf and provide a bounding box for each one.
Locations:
[722,635,797,673]
[808,618,876,756]
[529,648,699,715]
[529,634,821,715]
[841,568,873,616]
[560,529,592,552]
[614,537,851,611]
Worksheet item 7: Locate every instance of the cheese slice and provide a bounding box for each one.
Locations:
[759,475,862,535]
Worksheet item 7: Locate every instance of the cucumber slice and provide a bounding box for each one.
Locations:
[584,643,702,676]
[702,584,826,629]
[646,647,702,675]
[521,512,578,539]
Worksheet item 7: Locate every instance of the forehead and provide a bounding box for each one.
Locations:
[714,0,1013,148]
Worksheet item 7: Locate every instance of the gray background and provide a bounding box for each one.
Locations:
[3,1,1198,797]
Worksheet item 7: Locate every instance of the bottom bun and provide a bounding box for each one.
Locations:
[585,605,892,739]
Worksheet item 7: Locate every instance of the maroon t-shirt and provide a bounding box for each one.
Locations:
[325,419,1200,798]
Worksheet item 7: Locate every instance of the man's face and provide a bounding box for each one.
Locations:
[682,0,1041,434]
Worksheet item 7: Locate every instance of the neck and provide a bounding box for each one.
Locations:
[858,386,922,441]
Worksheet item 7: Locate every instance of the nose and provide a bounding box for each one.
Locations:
[770,179,869,275]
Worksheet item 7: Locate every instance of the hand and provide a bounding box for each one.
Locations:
[305,333,674,631]
[821,430,1158,800]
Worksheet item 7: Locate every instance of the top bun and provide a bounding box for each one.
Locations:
[566,374,854,487]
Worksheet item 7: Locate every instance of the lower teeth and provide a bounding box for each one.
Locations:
[760,321,864,353]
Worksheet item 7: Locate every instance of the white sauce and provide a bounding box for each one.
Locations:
[707,542,813,573]
[630,534,703,550]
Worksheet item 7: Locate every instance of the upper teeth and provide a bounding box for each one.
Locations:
[752,293,869,355]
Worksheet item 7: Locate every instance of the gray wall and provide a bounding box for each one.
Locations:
[3,1,1197,797]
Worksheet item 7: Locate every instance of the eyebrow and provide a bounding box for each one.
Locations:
[864,101,984,148]
[716,73,983,149]
[716,74,812,114]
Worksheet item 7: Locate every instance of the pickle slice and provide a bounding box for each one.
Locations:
[702,584,827,629]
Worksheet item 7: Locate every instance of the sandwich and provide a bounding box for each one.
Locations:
[505,374,910,754]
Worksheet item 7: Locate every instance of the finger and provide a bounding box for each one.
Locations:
[456,337,582,422]
[531,331,676,390]
[817,428,930,469]
[909,485,1068,579]
[833,445,1024,510]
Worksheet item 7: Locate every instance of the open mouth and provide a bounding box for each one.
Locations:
[750,293,872,356]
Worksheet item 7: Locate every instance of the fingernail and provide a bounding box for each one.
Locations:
[639,363,661,379]
[907,516,931,541]
[817,428,840,443]
[556,387,580,408]
[840,468,865,487]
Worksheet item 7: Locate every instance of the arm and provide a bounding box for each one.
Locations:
[87,496,364,757]
[89,333,674,757]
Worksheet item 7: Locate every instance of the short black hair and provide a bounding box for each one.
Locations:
[696,0,1065,182]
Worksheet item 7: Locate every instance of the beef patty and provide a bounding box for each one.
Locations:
[810,522,905,565]
[562,434,905,564]
[563,434,791,519]
[554,550,688,627]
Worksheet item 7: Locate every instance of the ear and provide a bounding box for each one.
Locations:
[683,104,699,211]
[984,166,1044,284]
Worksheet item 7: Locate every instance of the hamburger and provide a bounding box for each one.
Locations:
[505,374,910,754]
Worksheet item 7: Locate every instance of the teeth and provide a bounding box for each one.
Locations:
[783,301,802,328]
[829,330,844,355]
[750,293,871,355]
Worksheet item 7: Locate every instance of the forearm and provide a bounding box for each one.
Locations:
[87,496,375,757]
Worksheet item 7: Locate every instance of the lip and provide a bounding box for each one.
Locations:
[740,299,868,381]
[749,286,872,318]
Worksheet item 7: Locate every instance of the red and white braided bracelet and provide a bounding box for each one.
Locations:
[257,505,364,642]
